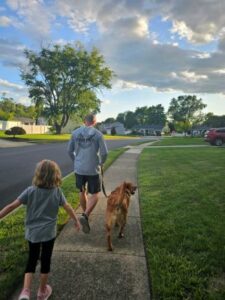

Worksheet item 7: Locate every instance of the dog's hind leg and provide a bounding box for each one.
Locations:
[118,222,126,238]
[106,223,113,251]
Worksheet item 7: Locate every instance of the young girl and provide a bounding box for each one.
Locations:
[0,160,80,300]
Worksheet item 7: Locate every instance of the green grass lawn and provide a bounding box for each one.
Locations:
[0,147,126,300]
[138,147,225,299]
[0,130,138,142]
[153,136,207,146]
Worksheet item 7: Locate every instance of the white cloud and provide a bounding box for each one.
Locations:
[192,52,211,59]
[2,0,225,99]
[6,0,54,40]
[213,69,225,75]
[0,38,26,67]
[157,0,225,44]
[0,78,26,91]
[179,71,208,83]
[16,96,31,105]
[101,99,111,105]
[0,15,12,26]
[113,79,148,90]
[171,20,193,41]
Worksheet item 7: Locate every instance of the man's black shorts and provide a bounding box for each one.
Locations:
[75,173,101,194]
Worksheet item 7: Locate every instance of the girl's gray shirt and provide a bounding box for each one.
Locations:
[18,186,66,243]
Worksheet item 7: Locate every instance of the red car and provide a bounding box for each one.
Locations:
[204,128,225,146]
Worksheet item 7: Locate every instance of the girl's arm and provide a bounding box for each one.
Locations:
[63,202,80,231]
[0,199,22,219]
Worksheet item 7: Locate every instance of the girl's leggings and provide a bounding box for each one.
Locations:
[25,238,55,274]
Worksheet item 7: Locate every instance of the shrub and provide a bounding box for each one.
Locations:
[5,127,26,138]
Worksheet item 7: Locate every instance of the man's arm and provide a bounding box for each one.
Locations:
[67,135,75,161]
[99,135,108,165]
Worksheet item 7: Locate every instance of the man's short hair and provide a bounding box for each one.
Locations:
[84,114,96,124]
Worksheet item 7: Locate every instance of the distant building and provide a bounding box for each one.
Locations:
[191,125,210,136]
[99,122,125,135]
[0,118,50,134]
[14,117,35,125]
[132,124,164,136]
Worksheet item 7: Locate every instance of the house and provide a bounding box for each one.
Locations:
[0,117,50,134]
[14,117,35,125]
[132,124,164,136]
[99,122,125,135]
[191,125,210,136]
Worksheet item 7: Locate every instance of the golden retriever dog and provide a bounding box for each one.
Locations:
[105,181,137,251]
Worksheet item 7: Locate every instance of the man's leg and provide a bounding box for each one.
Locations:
[85,192,99,217]
[79,191,88,212]
[79,175,100,233]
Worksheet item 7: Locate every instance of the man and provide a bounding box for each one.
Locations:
[67,114,108,233]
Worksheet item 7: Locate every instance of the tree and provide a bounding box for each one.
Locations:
[111,127,116,135]
[0,94,15,113]
[103,117,116,124]
[125,111,137,129]
[146,104,166,125]
[135,106,148,125]
[204,113,225,128]
[174,121,191,135]
[116,113,126,124]
[0,94,36,120]
[167,95,206,133]
[21,43,113,134]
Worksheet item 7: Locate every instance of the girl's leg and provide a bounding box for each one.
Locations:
[23,241,41,289]
[38,238,55,293]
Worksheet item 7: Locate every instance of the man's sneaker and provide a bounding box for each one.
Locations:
[79,213,90,233]
[37,284,52,300]
[18,288,30,300]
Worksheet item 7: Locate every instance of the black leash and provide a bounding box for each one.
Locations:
[100,166,109,198]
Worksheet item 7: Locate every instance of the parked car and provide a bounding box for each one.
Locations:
[204,128,225,146]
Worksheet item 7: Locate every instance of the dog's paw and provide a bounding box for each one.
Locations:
[108,247,113,251]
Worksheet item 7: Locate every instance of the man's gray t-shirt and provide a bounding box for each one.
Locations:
[67,126,108,175]
[18,186,66,243]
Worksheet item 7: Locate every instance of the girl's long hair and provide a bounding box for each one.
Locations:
[32,160,62,188]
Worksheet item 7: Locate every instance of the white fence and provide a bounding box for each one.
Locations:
[0,120,50,134]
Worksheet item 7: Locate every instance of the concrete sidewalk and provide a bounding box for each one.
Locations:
[11,143,152,300]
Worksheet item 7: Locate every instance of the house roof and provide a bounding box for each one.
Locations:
[133,124,164,130]
[191,125,210,130]
[14,117,35,123]
[103,122,125,129]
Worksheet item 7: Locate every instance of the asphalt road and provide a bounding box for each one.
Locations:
[0,138,155,209]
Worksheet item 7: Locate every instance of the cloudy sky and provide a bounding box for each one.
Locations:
[1,0,225,121]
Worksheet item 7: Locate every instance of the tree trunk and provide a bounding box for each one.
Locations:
[55,124,62,134]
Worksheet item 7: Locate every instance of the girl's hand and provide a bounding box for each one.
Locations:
[74,220,81,231]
